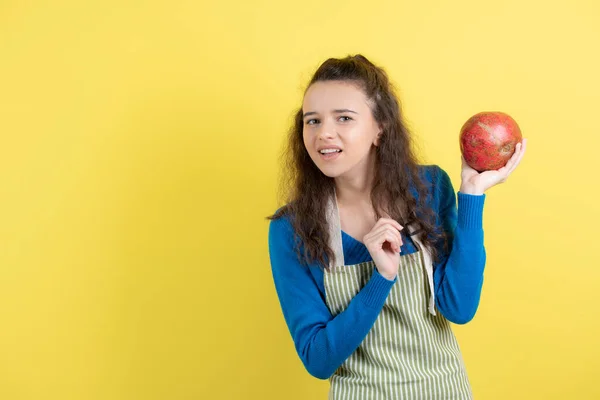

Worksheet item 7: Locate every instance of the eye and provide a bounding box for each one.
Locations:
[306,118,319,125]
[339,116,353,122]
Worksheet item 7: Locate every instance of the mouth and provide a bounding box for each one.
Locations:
[318,149,342,161]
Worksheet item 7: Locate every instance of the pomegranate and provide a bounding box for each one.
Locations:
[459,111,522,172]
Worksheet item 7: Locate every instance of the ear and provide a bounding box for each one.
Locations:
[374,128,383,146]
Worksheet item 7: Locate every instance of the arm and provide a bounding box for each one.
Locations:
[268,216,395,379]
[433,166,487,324]
[433,138,527,323]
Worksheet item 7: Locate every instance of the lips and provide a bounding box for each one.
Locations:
[318,149,342,161]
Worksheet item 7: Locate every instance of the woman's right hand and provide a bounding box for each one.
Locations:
[363,218,403,281]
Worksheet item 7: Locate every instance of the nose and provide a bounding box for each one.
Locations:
[316,118,336,140]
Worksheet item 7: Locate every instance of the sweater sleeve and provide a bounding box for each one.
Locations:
[432,166,487,324]
[268,216,396,379]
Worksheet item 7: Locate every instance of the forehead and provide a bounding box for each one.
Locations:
[302,81,370,111]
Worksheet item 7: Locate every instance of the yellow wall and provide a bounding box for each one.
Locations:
[1,0,598,399]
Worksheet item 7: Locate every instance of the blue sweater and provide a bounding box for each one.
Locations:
[268,165,486,379]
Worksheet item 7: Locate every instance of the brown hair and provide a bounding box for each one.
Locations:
[267,54,447,269]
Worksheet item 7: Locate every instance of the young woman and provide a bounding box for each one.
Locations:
[267,54,526,399]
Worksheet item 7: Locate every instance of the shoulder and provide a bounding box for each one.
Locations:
[413,164,456,213]
[268,206,296,246]
[415,164,454,195]
[267,207,312,274]
[416,164,450,185]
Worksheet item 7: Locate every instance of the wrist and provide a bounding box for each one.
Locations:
[382,273,396,281]
[377,269,397,281]
[459,183,485,196]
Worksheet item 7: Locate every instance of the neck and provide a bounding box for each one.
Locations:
[334,149,377,207]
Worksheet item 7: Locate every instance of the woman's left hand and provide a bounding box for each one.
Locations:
[459,138,527,195]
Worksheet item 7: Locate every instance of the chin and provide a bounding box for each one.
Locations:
[311,156,347,178]
[318,166,345,179]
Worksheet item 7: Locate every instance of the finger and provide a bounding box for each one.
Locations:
[372,218,403,235]
[365,224,402,247]
[379,217,404,232]
[499,153,516,178]
[389,225,403,248]
[507,140,526,176]
[371,222,403,244]
[375,231,402,253]
[370,223,403,248]
[510,139,527,172]
[499,142,522,178]
[365,219,403,249]
[494,164,509,181]
[506,143,521,167]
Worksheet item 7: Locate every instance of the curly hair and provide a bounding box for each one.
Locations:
[267,54,448,269]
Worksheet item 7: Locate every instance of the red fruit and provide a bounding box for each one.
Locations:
[459,111,522,172]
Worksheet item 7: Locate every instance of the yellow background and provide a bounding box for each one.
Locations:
[1,0,599,399]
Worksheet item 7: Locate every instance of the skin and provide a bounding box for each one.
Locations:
[302,80,527,280]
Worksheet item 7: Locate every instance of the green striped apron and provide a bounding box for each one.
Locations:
[323,192,473,399]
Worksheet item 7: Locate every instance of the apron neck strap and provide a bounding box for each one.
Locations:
[326,187,345,269]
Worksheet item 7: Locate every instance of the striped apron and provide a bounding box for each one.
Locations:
[323,192,473,399]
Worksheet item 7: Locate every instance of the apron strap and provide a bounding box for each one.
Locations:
[409,227,437,316]
[325,192,437,316]
[326,188,345,269]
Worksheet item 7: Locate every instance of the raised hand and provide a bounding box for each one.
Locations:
[363,218,403,281]
[460,139,527,195]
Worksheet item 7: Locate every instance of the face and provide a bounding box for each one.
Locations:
[302,80,381,179]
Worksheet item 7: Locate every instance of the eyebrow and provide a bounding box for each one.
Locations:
[303,109,359,118]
